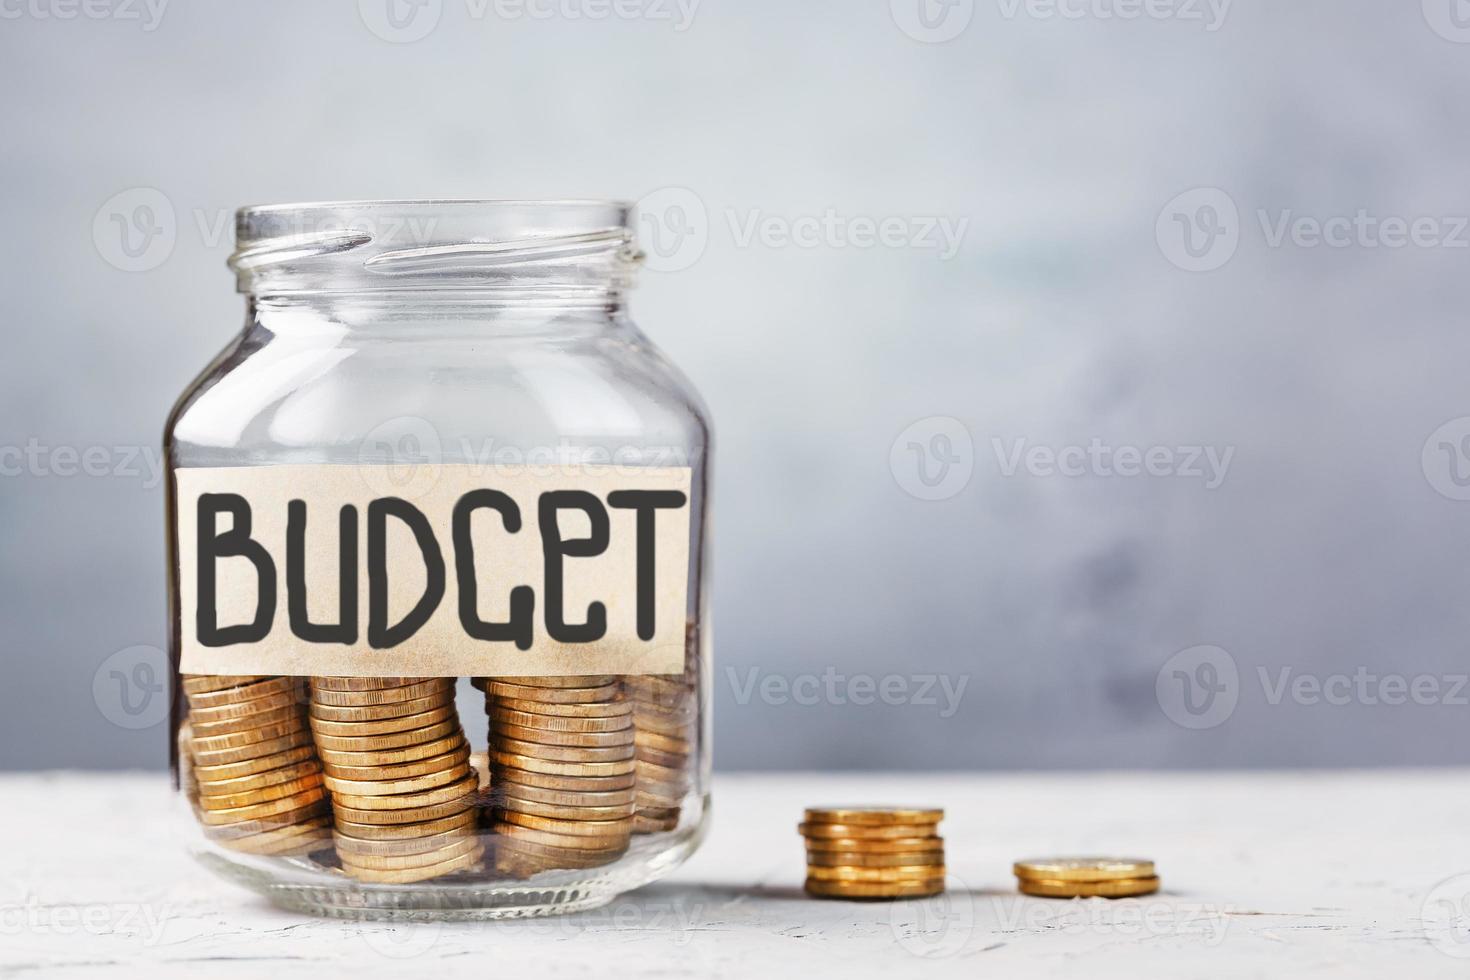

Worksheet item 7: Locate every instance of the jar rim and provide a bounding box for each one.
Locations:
[237,198,635,216]
[230,199,641,297]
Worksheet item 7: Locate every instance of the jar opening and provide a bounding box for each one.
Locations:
[230,200,642,299]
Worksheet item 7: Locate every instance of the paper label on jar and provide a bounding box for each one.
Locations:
[175,464,693,677]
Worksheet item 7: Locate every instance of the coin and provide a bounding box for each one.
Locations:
[634,804,680,820]
[488,706,632,733]
[805,864,947,883]
[193,743,317,780]
[229,825,332,857]
[634,789,690,812]
[1018,876,1161,898]
[633,730,690,754]
[493,721,634,748]
[310,677,452,707]
[633,752,687,774]
[494,821,630,851]
[628,688,694,710]
[186,676,301,709]
[190,726,312,766]
[495,835,627,865]
[321,744,471,782]
[485,681,623,704]
[1012,857,1156,882]
[632,745,688,770]
[628,673,694,695]
[197,785,328,825]
[497,675,619,688]
[312,675,439,692]
[804,877,946,899]
[333,796,476,826]
[335,809,478,841]
[798,821,940,840]
[634,769,691,794]
[309,705,456,737]
[310,690,452,723]
[190,717,307,753]
[498,811,633,838]
[197,773,324,811]
[323,761,471,797]
[311,720,460,754]
[316,733,466,767]
[486,698,630,719]
[182,673,269,695]
[340,843,484,883]
[632,712,695,737]
[338,835,481,869]
[491,736,634,764]
[498,795,636,822]
[633,814,679,832]
[805,807,943,826]
[806,849,945,868]
[329,771,480,810]
[634,776,690,801]
[201,798,331,838]
[498,781,635,809]
[804,836,944,854]
[189,689,303,725]
[634,758,687,782]
[495,848,609,878]
[189,703,305,738]
[196,758,322,796]
[490,750,635,778]
[333,828,479,858]
[210,812,329,844]
[216,818,332,855]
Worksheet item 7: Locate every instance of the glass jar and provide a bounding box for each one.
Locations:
[164,200,711,919]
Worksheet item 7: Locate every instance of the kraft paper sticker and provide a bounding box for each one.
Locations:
[175,464,692,677]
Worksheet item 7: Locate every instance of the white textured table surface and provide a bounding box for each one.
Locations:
[4,770,1470,978]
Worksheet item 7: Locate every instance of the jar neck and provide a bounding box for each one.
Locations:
[247,292,630,342]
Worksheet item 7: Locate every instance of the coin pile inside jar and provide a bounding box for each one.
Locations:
[623,672,695,833]
[308,676,483,884]
[182,674,331,856]
[1013,857,1159,898]
[800,807,946,900]
[482,675,636,877]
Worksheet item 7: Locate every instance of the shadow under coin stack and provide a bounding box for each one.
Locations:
[182,675,331,856]
[800,807,946,900]
[623,673,696,832]
[308,677,483,884]
[483,676,636,877]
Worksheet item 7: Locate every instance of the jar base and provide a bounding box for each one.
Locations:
[195,812,708,921]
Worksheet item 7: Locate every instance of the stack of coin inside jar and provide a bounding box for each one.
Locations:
[482,675,636,877]
[182,675,331,856]
[308,676,482,884]
[800,807,946,900]
[623,671,695,833]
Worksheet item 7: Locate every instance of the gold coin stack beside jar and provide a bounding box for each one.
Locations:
[1013,857,1159,898]
[182,674,331,856]
[308,676,483,884]
[623,673,695,832]
[800,807,946,900]
[483,675,636,877]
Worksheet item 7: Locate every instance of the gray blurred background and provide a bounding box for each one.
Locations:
[4,0,1470,771]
